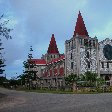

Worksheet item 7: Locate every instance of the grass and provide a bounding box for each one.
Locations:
[7,86,112,94]
[15,88,100,94]
[17,88,74,94]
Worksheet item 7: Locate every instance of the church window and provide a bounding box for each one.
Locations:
[101,62,104,68]
[71,62,74,69]
[86,51,89,59]
[93,40,95,47]
[69,42,70,49]
[71,40,73,49]
[71,53,73,59]
[80,39,83,45]
[89,40,91,47]
[107,62,109,68]
[84,39,88,47]
[87,61,90,68]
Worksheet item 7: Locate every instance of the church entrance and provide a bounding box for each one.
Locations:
[105,76,110,86]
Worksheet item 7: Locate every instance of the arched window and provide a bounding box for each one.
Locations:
[87,61,90,68]
[71,62,74,69]
[80,39,83,45]
[89,40,91,47]
[107,62,109,68]
[105,76,110,86]
[71,53,73,59]
[93,40,95,47]
[84,39,88,47]
[101,62,104,68]
[86,51,89,59]
[105,76,110,81]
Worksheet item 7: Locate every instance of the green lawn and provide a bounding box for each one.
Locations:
[16,88,100,94]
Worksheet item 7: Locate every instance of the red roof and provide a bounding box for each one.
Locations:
[29,59,46,65]
[73,11,89,37]
[47,55,65,65]
[47,34,59,54]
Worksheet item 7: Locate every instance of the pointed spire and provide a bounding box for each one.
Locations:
[73,11,89,37]
[47,34,59,54]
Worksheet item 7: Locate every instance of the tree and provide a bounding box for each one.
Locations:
[0,14,12,75]
[84,71,97,82]
[65,73,78,91]
[80,71,98,87]
[96,77,105,87]
[23,46,38,89]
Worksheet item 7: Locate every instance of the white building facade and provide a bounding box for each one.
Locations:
[65,11,112,85]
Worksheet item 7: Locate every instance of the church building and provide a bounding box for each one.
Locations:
[25,11,112,87]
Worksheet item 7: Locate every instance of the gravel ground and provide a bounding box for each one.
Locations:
[0,87,112,112]
[0,93,6,98]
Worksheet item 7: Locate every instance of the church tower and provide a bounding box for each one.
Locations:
[65,11,99,76]
[73,11,89,37]
[42,34,60,63]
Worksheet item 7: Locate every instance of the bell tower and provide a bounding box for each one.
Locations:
[45,34,60,63]
[65,11,98,76]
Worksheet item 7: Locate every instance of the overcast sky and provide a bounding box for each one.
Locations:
[1,0,112,79]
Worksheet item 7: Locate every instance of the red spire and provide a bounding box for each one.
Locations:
[73,11,89,37]
[47,34,59,54]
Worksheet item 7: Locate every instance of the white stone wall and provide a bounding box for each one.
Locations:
[80,48,97,74]
[99,38,112,72]
[66,44,77,75]
[65,36,98,76]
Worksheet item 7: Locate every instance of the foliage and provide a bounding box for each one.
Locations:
[0,14,12,75]
[77,71,98,87]
[84,71,98,82]
[65,73,78,86]
[96,77,105,87]
[0,14,12,39]
[65,72,100,87]
[0,76,7,85]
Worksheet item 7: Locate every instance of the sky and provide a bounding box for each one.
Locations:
[0,0,112,79]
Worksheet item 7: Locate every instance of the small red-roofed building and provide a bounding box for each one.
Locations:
[40,34,65,88]
[25,34,65,89]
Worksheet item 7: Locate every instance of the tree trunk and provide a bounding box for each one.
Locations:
[73,82,77,92]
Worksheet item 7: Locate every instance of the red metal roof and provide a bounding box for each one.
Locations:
[29,59,46,65]
[28,55,65,65]
[47,55,65,65]
[47,34,59,54]
[73,11,89,37]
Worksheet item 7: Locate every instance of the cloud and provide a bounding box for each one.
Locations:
[13,59,24,66]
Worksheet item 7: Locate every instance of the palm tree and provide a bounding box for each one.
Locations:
[65,73,78,91]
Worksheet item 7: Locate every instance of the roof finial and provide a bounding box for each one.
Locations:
[52,34,54,37]
[79,10,81,15]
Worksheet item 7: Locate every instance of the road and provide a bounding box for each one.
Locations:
[0,87,112,112]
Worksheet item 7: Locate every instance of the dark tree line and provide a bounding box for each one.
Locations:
[0,14,12,86]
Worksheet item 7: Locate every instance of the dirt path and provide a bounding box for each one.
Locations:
[0,87,112,112]
[0,88,26,110]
